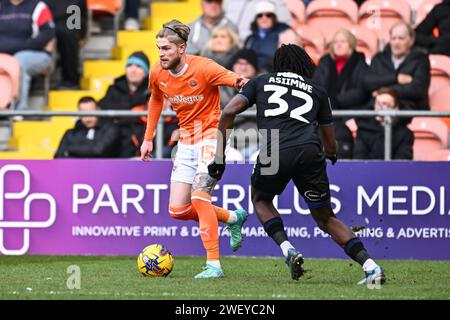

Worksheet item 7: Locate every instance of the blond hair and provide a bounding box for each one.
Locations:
[157,19,191,45]
[202,25,241,52]
[329,28,356,57]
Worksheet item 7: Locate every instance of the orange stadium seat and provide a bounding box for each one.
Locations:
[87,0,123,15]
[348,25,380,62]
[358,0,412,46]
[305,0,359,45]
[87,0,124,34]
[295,25,326,65]
[0,53,20,110]
[285,0,306,28]
[414,0,442,26]
[429,54,450,95]
[426,149,450,161]
[429,85,450,128]
[408,117,449,160]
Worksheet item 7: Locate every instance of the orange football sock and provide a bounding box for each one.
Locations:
[191,190,220,261]
[169,203,198,221]
[170,203,230,223]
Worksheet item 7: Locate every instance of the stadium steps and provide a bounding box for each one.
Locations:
[48,90,106,111]
[0,119,74,159]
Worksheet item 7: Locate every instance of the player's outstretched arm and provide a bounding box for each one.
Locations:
[140,94,164,162]
[208,95,248,180]
[235,75,250,92]
[319,125,338,165]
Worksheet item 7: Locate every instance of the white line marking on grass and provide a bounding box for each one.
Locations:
[3,290,289,299]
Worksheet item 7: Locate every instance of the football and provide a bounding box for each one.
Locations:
[137,244,174,277]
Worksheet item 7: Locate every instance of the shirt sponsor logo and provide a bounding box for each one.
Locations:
[168,95,204,105]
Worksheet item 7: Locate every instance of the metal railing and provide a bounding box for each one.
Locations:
[1,109,450,160]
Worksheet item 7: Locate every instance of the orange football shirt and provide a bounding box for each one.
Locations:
[144,55,238,143]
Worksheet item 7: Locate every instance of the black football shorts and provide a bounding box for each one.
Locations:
[251,143,331,208]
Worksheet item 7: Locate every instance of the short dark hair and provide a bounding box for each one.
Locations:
[376,87,400,107]
[78,96,97,106]
[273,44,316,78]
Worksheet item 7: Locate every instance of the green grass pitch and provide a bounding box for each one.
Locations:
[1,256,449,300]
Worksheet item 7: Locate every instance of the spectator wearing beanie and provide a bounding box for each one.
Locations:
[99,51,151,157]
[243,1,290,72]
[220,49,259,158]
[220,49,259,108]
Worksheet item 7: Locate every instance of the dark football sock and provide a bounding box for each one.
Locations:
[344,237,371,266]
[263,217,288,246]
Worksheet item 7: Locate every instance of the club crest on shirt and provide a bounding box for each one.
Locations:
[189,79,198,88]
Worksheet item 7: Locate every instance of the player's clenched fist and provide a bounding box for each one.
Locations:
[208,157,226,180]
[140,141,153,161]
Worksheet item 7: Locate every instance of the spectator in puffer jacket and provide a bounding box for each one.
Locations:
[354,87,414,160]
[98,51,151,158]
[313,28,369,159]
[55,96,121,158]
[362,22,430,117]
[224,0,291,42]
[415,0,450,56]
[243,1,290,72]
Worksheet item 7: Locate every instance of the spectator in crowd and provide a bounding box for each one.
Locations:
[221,49,259,107]
[220,49,259,158]
[186,0,238,55]
[362,22,430,120]
[124,0,140,31]
[98,51,151,158]
[44,0,87,89]
[244,1,290,72]
[201,25,241,67]
[0,0,55,111]
[354,88,414,160]
[278,27,302,47]
[415,0,450,56]
[224,0,291,42]
[313,28,369,159]
[54,96,120,158]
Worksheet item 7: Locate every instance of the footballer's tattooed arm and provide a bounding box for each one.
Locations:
[192,173,217,194]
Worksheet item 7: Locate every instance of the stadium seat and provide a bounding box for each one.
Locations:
[285,0,306,28]
[305,0,359,45]
[347,25,379,62]
[429,54,450,95]
[0,54,20,109]
[414,0,442,26]
[358,0,412,46]
[408,117,449,160]
[295,25,326,65]
[429,85,450,128]
[426,149,450,161]
[87,0,124,36]
[87,0,123,15]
